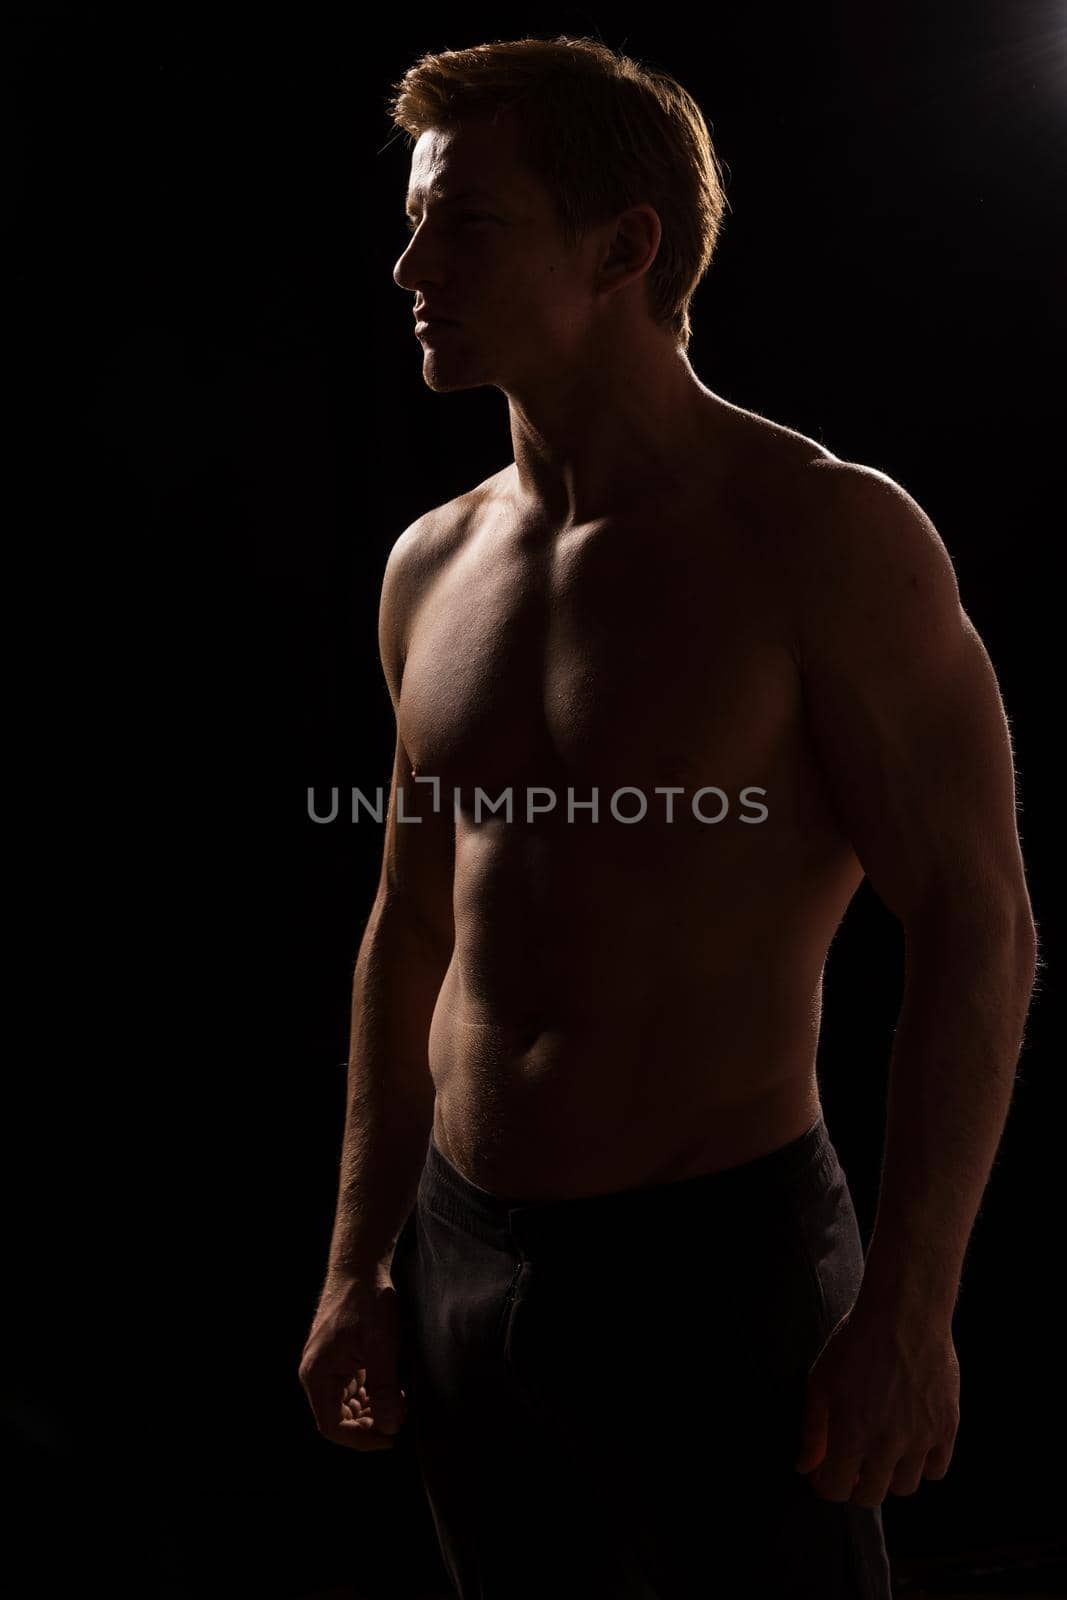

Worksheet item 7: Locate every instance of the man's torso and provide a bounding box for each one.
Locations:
[396,396,864,1198]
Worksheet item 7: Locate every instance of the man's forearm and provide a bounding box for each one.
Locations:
[854,902,1038,1328]
[323,897,445,1291]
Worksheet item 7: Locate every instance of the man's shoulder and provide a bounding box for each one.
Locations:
[379,468,509,667]
[712,400,838,497]
[715,406,958,632]
[774,449,947,565]
[721,403,924,543]
[768,448,961,661]
[387,466,508,574]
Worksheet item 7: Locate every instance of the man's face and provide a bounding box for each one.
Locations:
[393,113,603,393]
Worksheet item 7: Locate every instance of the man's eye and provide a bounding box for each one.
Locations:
[403,213,493,234]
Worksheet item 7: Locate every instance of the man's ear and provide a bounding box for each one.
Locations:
[601,203,662,291]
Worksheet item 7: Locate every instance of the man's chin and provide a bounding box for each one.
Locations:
[421,360,489,394]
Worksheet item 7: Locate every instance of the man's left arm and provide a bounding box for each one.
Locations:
[788,460,1039,1505]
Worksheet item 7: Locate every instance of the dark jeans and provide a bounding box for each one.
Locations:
[391,1113,893,1599]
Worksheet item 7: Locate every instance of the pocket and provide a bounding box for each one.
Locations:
[390,1211,418,1390]
[390,1207,417,1287]
[790,1168,869,1349]
[703,1203,833,1387]
[788,1203,832,1343]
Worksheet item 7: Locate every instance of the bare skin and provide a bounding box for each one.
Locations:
[397,405,848,1200]
[308,104,1033,1494]
[379,108,1029,1215]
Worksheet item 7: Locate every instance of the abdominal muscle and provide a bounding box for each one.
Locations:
[426,854,828,1202]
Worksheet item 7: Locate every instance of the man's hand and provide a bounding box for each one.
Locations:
[794,1303,960,1507]
[299,1269,409,1451]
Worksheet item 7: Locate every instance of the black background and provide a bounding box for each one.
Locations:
[11,3,1064,1595]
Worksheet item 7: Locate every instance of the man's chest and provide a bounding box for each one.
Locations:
[398,502,802,798]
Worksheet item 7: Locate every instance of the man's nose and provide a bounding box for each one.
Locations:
[392,239,412,289]
[393,232,438,292]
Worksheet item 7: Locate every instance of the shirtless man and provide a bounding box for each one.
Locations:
[300,38,1037,1599]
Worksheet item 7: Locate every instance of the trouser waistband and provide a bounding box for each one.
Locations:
[419,1113,838,1253]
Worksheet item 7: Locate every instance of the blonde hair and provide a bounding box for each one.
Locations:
[384,35,730,350]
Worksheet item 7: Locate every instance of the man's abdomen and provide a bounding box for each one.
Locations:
[427,954,825,1202]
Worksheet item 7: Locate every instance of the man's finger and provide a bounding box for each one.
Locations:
[923,1439,955,1479]
[811,1446,865,1503]
[851,1454,895,1509]
[303,1371,350,1436]
[889,1450,928,1497]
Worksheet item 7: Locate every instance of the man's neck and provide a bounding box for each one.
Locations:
[505,348,720,526]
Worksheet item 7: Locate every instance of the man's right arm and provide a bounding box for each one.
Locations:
[321,521,455,1294]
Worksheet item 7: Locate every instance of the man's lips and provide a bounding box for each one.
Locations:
[414,318,460,337]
